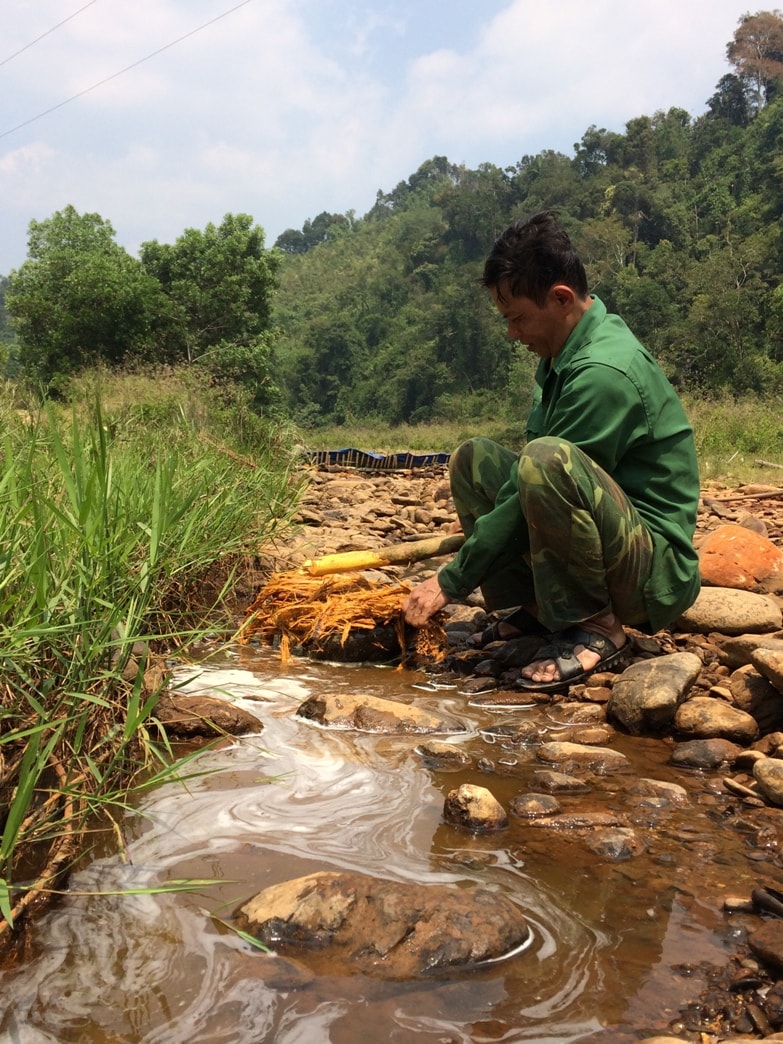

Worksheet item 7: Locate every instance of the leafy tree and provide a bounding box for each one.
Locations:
[705,73,753,126]
[0,275,12,333]
[509,150,585,218]
[727,10,783,110]
[141,213,279,361]
[0,274,14,347]
[140,214,282,408]
[435,163,516,261]
[0,274,14,376]
[573,125,624,176]
[7,206,165,389]
[275,211,353,254]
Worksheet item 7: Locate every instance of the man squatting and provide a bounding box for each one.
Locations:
[402,210,701,692]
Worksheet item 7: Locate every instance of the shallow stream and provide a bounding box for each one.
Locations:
[0,643,776,1043]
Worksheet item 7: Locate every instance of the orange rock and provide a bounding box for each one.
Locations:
[699,523,783,592]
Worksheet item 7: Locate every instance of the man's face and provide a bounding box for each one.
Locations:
[490,283,572,360]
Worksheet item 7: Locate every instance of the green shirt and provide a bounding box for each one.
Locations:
[438,296,701,631]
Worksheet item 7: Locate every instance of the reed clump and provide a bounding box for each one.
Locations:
[0,377,304,945]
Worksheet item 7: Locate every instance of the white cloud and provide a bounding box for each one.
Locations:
[0,0,748,273]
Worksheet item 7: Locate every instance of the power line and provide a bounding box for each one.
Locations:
[0,0,254,141]
[0,1,98,68]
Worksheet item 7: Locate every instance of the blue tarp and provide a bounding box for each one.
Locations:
[305,447,451,471]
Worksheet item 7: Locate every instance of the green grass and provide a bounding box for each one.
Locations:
[3,372,781,942]
[299,392,783,487]
[684,393,783,485]
[0,372,305,937]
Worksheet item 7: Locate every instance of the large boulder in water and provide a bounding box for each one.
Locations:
[235,870,531,979]
[296,691,466,734]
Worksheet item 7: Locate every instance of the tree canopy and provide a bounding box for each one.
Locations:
[7,208,280,403]
[7,207,165,388]
[727,9,783,109]
[4,10,783,422]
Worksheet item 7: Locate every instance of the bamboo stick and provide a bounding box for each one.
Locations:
[301,532,465,577]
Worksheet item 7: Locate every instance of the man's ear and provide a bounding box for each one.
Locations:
[550,284,577,311]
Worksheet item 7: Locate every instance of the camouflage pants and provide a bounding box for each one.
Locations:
[448,436,654,630]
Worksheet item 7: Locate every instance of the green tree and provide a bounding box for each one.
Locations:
[0,275,12,339]
[573,125,625,176]
[275,211,353,254]
[7,206,165,389]
[727,10,783,109]
[141,213,282,407]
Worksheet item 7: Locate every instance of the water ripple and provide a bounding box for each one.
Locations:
[0,656,623,1043]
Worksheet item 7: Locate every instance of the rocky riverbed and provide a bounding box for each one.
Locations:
[241,461,783,1043]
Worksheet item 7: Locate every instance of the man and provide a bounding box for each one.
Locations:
[402,211,701,692]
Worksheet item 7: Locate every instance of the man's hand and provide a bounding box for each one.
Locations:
[402,574,449,627]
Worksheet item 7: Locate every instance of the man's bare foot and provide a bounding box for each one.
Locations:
[520,612,626,685]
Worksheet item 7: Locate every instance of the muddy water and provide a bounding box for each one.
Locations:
[0,645,772,1043]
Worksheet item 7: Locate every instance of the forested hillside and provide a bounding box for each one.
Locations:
[272,11,783,427]
[2,11,783,428]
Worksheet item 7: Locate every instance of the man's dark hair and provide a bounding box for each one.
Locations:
[481,211,589,305]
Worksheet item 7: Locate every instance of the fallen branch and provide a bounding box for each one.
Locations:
[703,488,783,505]
[0,760,82,943]
[301,532,465,576]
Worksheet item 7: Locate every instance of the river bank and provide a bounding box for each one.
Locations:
[4,460,783,1042]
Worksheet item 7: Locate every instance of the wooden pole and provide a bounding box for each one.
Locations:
[301,532,465,577]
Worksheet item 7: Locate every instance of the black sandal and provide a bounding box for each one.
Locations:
[515,626,627,692]
[465,607,547,649]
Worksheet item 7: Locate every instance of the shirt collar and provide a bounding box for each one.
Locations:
[550,295,605,373]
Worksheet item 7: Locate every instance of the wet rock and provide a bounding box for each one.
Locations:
[751,646,783,693]
[443,783,508,831]
[467,690,540,709]
[698,523,783,593]
[753,757,783,806]
[535,810,627,830]
[638,1039,700,1044]
[584,827,644,860]
[763,980,783,1029]
[236,870,531,979]
[669,738,742,770]
[231,949,315,989]
[748,919,783,975]
[673,695,759,744]
[545,702,607,725]
[296,692,466,734]
[631,778,689,806]
[754,731,783,756]
[509,792,561,818]
[565,726,615,745]
[472,657,505,678]
[631,632,669,656]
[729,664,783,734]
[307,623,403,662]
[528,768,591,792]
[607,653,702,735]
[457,676,498,696]
[414,740,473,769]
[581,684,612,703]
[154,693,263,737]
[718,633,783,670]
[480,720,539,745]
[675,586,782,635]
[536,741,629,773]
[732,748,767,772]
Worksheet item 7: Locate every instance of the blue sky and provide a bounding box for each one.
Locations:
[0,0,750,274]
